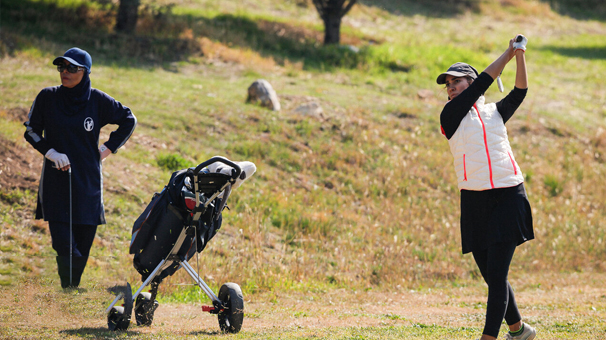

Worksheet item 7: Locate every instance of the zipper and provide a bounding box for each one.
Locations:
[473,104,494,188]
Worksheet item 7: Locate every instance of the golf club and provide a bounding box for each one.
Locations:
[497,35,525,93]
[69,167,72,286]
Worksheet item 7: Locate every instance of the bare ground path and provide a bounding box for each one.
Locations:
[1,272,605,339]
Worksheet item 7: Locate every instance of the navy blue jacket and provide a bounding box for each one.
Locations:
[24,82,136,225]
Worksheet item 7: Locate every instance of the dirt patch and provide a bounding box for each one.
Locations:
[1,272,605,339]
[1,107,29,122]
[148,275,606,333]
[0,108,42,194]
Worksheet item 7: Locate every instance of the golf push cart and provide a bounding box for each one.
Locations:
[105,156,255,333]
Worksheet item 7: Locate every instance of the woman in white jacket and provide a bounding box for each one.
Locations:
[437,35,536,340]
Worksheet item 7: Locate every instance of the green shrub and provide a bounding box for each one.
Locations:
[157,153,191,171]
[543,174,563,197]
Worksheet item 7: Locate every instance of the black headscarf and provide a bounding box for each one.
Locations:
[57,71,91,116]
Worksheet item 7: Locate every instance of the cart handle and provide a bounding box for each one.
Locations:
[189,156,242,181]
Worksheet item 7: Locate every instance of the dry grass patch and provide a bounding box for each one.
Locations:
[1,272,605,339]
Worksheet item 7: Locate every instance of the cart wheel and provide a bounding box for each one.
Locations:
[135,292,159,326]
[108,306,130,331]
[217,282,244,333]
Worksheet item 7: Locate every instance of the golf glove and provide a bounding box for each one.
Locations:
[513,34,527,52]
[45,148,70,169]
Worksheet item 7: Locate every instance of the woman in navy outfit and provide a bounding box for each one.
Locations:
[24,47,137,289]
[437,35,536,340]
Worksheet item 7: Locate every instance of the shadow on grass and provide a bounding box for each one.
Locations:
[0,0,196,68]
[60,327,140,338]
[189,330,222,336]
[183,13,377,71]
[2,0,605,73]
[358,0,480,17]
[0,0,406,73]
[540,0,606,21]
[540,45,606,60]
[107,284,130,295]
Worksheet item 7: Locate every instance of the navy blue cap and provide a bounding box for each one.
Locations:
[436,62,478,85]
[53,47,92,74]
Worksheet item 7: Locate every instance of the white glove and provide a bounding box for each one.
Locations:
[45,148,70,169]
[513,34,527,52]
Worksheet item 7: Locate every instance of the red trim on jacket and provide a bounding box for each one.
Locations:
[473,104,494,188]
[508,151,517,175]
[463,154,467,181]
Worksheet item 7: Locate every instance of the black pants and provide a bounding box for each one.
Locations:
[472,241,522,338]
[48,221,97,257]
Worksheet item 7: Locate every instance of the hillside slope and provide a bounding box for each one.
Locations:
[1,0,605,297]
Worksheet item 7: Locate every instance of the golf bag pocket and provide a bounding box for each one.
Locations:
[194,198,223,253]
[129,187,183,255]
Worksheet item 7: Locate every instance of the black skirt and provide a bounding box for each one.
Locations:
[460,183,534,254]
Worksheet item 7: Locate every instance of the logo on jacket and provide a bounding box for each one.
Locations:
[84,117,94,131]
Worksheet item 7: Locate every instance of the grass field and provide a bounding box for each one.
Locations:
[1,272,605,339]
[1,0,606,338]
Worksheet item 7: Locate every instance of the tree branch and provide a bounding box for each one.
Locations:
[340,0,357,18]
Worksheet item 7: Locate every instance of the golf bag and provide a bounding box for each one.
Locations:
[129,168,223,282]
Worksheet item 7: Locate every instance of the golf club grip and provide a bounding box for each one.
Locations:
[191,157,242,180]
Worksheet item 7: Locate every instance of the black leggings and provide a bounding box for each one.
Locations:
[472,241,522,338]
[48,221,97,257]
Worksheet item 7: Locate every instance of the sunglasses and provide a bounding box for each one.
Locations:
[56,64,86,74]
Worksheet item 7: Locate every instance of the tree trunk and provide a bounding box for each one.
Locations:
[115,0,140,34]
[312,0,356,45]
[323,14,341,45]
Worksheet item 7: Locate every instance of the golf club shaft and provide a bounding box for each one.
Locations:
[69,167,72,286]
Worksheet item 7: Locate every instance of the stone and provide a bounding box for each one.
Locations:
[246,79,281,111]
[294,102,323,118]
[417,89,433,100]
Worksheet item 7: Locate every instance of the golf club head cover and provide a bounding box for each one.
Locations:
[45,148,71,169]
[205,159,257,191]
[513,34,527,52]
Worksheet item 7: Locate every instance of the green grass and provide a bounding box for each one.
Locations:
[1,0,606,337]
[157,153,193,171]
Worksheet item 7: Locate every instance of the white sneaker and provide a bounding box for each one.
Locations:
[504,323,536,340]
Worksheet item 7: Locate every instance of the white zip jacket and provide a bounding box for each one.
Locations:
[447,95,524,190]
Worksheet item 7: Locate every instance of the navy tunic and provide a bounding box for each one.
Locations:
[24,82,136,225]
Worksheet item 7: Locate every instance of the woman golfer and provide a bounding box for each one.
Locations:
[24,47,137,289]
[437,35,536,340]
